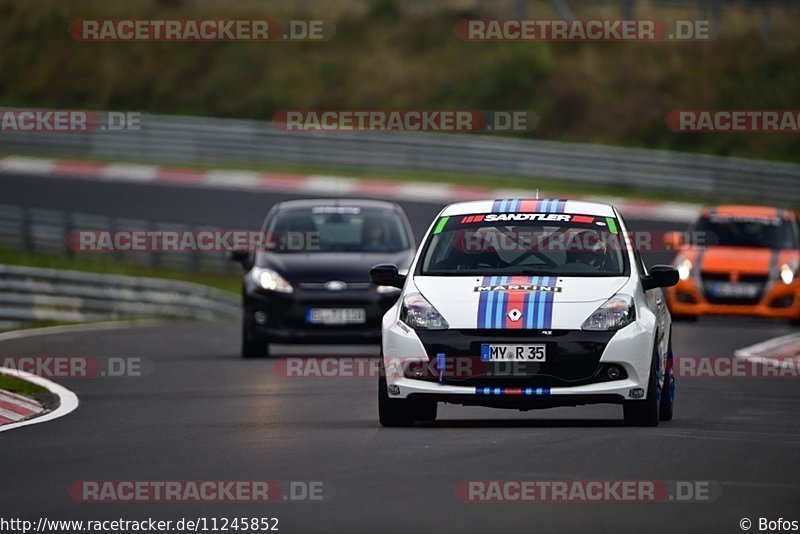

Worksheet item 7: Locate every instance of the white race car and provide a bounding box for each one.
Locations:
[370,199,679,427]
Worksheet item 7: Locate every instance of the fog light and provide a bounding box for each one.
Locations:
[407,362,425,378]
[388,385,401,395]
[629,388,645,399]
[607,366,621,380]
[253,311,268,325]
[770,295,795,309]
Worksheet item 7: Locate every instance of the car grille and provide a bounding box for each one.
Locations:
[700,273,768,305]
[415,329,614,388]
[298,282,373,290]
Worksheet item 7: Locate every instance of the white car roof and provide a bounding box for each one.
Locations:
[440,199,617,218]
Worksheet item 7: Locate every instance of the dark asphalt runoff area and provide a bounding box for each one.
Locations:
[1,172,799,533]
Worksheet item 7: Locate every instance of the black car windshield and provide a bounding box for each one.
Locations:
[264,206,410,253]
[420,213,629,277]
[694,214,798,249]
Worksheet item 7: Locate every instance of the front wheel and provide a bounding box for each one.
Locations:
[378,360,437,427]
[623,345,661,427]
[241,320,270,358]
[659,340,675,421]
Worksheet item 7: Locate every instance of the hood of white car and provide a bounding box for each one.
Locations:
[412,275,629,330]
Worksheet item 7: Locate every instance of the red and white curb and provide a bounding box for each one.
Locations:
[735,333,800,363]
[0,320,165,433]
[0,389,44,425]
[0,367,78,433]
[0,325,88,433]
[0,155,700,223]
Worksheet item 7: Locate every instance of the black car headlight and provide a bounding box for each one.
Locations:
[250,267,294,294]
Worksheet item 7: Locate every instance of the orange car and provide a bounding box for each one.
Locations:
[664,205,800,323]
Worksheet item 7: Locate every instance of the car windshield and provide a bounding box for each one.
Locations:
[264,206,410,253]
[694,214,798,249]
[420,213,628,277]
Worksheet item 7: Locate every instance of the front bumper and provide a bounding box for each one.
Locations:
[666,278,800,320]
[382,320,656,404]
[245,286,399,344]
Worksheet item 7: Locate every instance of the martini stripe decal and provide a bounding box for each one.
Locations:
[476,387,551,396]
[476,275,559,330]
[491,198,567,214]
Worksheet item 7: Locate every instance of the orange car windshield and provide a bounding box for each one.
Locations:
[695,215,798,249]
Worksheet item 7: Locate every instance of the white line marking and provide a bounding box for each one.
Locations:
[0,156,56,174]
[735,333,800,360]
[394,183,454,201]
[204,170,263,189]
[0,319,164,342]
[302,175,359,194]
[101,163,159,182]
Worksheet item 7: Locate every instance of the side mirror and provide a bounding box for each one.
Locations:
[663,231,685,250]
[229,250,254,270]
[642,265,679,291]
[370,264,406,289]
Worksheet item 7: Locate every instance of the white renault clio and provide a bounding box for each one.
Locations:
[370,199,679,427]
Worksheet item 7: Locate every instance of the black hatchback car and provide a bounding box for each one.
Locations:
[231,199,415,357]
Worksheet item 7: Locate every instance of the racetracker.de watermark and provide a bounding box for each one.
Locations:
[455,19,710,41]
[66,230,319,252]
[69,19,334,41]
[273,110,537,132]
[0,110,140,132]
[273,357,579,381]
[450,228,710,253]
[68,480,327,502]
[675,356,800,378]
[666,110,800,132]
[1,356,148,378]
[456,480,720,502]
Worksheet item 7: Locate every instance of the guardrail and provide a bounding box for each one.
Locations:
[1,109,798,205]
[0,204,240,275]
[0,264,239,331]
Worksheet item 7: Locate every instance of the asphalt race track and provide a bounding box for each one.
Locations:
[1,173,799,533]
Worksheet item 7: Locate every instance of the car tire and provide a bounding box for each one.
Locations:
[378,360,437,427]
[623,344,661,427]
[241,320,270,359]
[659,339,675,422]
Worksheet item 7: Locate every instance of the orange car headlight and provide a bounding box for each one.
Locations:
[677,258,693,281]
[780,264,796,285]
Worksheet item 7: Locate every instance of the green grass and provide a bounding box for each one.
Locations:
[2,1,800,163]
[0,248,241,294]
[0,375,46,396]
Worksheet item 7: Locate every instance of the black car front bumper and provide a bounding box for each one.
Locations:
[244,286,399,344]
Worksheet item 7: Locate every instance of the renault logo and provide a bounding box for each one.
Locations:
[325,280,347,291]
[507,309,523,322]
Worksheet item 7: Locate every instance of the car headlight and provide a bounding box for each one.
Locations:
[582,294,636,331]
[780,264,795,285]
[376,285,401,294]
[250,267,293,294]
[399,293,449,330]
[677,258,692,281]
